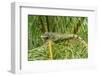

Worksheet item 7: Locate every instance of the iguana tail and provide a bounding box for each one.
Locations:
[69,34,87,47]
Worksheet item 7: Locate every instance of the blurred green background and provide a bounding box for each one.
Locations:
[28,15,88,61]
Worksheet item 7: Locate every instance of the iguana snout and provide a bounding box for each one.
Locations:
[41,32,52,40]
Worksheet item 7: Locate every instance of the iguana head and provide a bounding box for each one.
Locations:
[41,32,53,41]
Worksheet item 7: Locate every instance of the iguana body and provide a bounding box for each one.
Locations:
[41,32,87,47]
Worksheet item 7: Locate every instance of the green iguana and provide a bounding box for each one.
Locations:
[41,32,87,47]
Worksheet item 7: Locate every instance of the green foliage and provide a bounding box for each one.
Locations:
[28,15,88,61]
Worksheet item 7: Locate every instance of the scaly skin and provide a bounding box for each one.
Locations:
[41,32,87,47]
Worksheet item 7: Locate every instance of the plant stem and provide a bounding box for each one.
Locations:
[48,39,53,59]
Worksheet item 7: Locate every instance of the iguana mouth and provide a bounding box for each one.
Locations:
[41,35,48,38]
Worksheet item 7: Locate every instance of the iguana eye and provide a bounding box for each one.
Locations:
[45,36,49,40]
